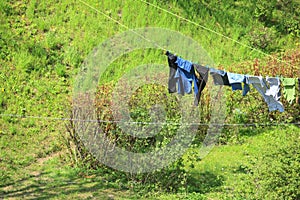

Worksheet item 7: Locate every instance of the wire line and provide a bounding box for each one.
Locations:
[78,0,167,51]
[1,113,299,127]
[136,0,294,67]
[2,1,298,128]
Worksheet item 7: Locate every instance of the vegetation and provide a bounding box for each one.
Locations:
[0,0,299,199]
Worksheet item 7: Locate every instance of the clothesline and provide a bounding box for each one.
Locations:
[77,0,296,69]
[77,0,299,80]
[78,0,166,51]
[1,1,299,127]
[166,51,300,112]
[136,0,296,69]
[1,113,300,127]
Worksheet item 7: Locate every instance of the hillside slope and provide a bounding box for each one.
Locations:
[0,0,299,199]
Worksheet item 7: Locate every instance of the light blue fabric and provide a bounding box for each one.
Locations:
[175,57,193,72]
[209,68,226,76]
[175,69,194,94]
[266,77,281,99]
[227,72,250,96]
[174,57,199,96]
[227,72,244,83]
[247,76,284,112]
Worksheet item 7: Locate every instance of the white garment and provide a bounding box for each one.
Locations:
[247,76,284,112]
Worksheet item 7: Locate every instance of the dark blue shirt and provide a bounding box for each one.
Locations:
[175,57,199,96]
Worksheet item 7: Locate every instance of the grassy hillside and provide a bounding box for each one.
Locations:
[0,0,299,199]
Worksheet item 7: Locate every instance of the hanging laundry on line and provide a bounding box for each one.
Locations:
[209,69,250,96]
[209,68,230,86]
[281,77,297,104]
[247,76,284,112]
[227,72,250,96]
[193,63,209,106]
[165,51,299,112]
[166,51,208,106]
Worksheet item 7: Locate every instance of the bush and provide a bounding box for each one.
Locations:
[254,0,300,37]
[65,82,190,194]
[232,128,300,199]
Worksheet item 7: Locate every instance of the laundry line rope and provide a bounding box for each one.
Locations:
[3,2,299,128]
[1,113,299,127]
[136,0,295,68]
[77,0,297,70]
[78,0,167,51]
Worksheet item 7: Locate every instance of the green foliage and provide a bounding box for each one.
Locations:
[247,25,278,51]
[66,81,188,194]
[229,128,300,199]
[254,0,300,37]
[250,140,300,199]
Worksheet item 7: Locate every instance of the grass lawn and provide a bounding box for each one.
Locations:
[1,125,299,199]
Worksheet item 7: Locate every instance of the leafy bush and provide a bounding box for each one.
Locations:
[231,128,300,199]
[254,0,300,37]
[65,49,300,197]
[65,82,190,193]
[247,25,278,51]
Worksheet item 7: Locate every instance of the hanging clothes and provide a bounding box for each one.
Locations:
[247,76,284,112]
[165,51,200,106]
[166,51,178,93]
[209,68,230,86]
[193,64,209,106]
[175,56,198,95]
[227,72,250,96]
[281,77,296,104]
[266,77,282,100]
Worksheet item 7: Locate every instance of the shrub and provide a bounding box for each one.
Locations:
[231,128,300,199]
[65,82,190,193]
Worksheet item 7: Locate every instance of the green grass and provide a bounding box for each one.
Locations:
[0,154,132,199]
[156,125,300,199]
[0,0,299,199]
[1,125,298,199]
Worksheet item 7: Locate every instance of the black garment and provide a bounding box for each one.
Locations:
[166,51,178,93]
[222,74,231,86]
[209,68,231,86]
[193,64,209,106]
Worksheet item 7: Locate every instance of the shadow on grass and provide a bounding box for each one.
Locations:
[0,170,129,200]
[219,126,278,145]
[187,171,224,194]
[0,168,226,199]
